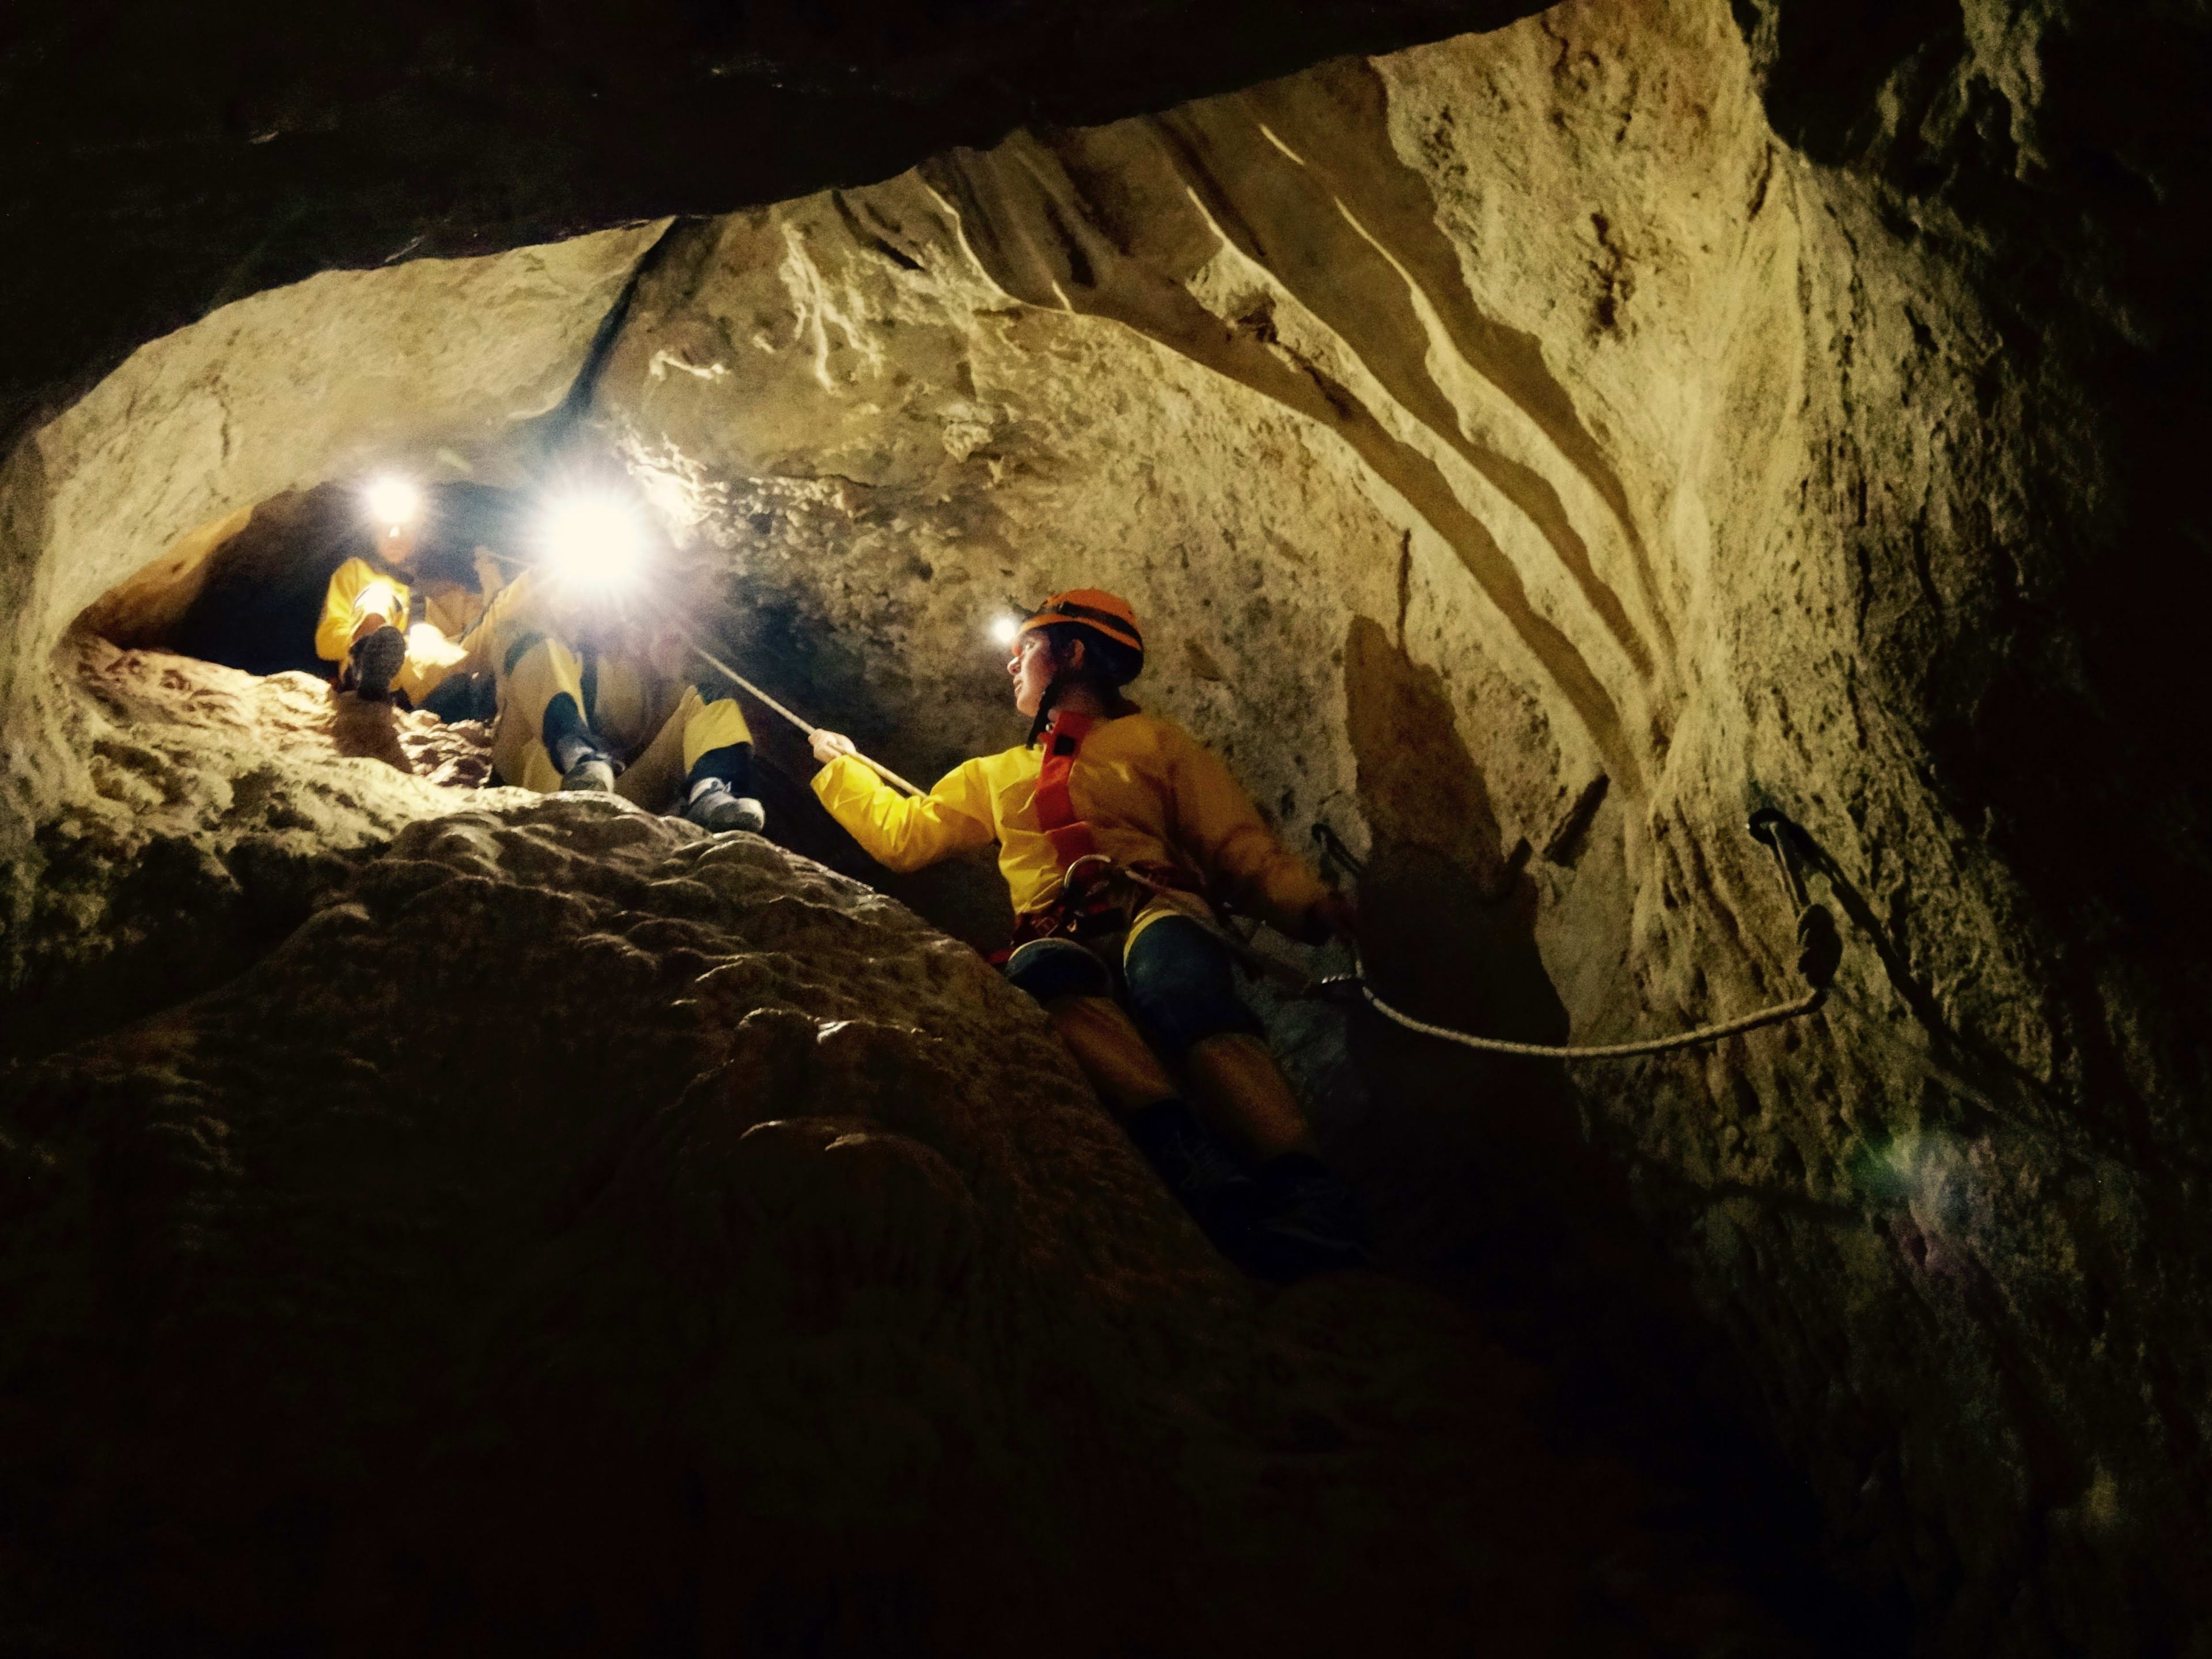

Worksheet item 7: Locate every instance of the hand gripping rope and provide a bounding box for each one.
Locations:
[686,634,924,797]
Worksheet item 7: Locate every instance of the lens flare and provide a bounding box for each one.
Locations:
[363,476,421,528]
[990,614,1022,648]
[540,491,649,592]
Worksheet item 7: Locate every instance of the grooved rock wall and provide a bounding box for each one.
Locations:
[581,5,2212,1649]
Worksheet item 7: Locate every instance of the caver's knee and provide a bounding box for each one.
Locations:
[1003,937,1113,1005]
[1121,915,1263,1056]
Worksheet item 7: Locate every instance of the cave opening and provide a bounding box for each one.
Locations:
[29,229,1897,1654]
[81,479,528,685]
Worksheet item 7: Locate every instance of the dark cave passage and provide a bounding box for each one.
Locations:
[79,480,532,683]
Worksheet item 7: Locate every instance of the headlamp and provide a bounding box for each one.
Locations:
[363,476,422,529]
[540,490,649,593]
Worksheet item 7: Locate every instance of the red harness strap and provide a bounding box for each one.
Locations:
[994,710,1217,962]
[1032,710,1099,872]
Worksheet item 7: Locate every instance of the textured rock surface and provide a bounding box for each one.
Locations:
[7,635,498,1058]
[3,0,2210,1652]
[0,793,1785,1655]
[0,0,1548,449]
[586,6,2212,1649]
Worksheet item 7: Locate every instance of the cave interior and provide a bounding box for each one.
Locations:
[5,1,2211,1654]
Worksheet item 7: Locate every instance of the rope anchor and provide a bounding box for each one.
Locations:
[1309,809,1842,1062]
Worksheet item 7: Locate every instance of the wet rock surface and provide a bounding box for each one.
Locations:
[0,793,1786,1656]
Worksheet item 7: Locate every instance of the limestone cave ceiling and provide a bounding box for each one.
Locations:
[0,0,1547,447]
[7,1,2212,1655]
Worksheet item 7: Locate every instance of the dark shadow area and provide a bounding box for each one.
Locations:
[3,814,362,1065]
[1346,842,1910,1657]
[1332,622,1911,1654]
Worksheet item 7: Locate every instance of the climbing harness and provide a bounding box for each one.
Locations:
[995,708,1219,955]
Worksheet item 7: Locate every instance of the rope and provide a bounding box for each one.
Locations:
[1103,857,1830,1056]
[684,634,924,797]
[1352,964,1827,1060]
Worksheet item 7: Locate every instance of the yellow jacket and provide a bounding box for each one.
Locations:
[812,712,1329,934]
[314,555,498,664]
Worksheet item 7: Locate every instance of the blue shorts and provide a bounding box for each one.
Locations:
[1003,913,1264,1057]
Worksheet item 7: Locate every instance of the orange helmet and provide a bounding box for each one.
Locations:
[1014,589,1145,658]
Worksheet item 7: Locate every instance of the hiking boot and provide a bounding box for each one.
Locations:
[1125,1099,1261,1257]
[1244,1153,1372,1281]
[684,780,766,834]
[350,624,406,702]
[559,756,616,793]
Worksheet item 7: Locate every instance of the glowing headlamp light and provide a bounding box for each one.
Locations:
[540,490,649,593]
[990,614,1024,648]
[364,476,422,529]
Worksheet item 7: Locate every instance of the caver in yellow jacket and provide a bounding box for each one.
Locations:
[315,552,501,704]
[471,573,754,804]
[810,710,1330,938]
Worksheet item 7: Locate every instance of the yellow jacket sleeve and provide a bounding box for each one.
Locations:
[812,753,997,873]
[316,558,406,663]
[448,570,532,681]
[1167,730,1330,934]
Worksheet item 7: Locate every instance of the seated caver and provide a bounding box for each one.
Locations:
[315,489,501,707]
[807,588,1368,1281]
[468,571,766,834]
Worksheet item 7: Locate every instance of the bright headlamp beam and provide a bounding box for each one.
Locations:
[990,615,1022,648]
[540,491,649,593]
[364,476,422,529]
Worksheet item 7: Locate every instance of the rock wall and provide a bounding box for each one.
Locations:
[3,744,1791,1654]
[6,637,499,1061]
[582,4,2212,1647]
[0,0,1547,448]
[3,0,2208,1652]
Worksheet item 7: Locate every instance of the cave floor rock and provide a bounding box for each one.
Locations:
[6,638,498,1060]
[2,652,1805,1655]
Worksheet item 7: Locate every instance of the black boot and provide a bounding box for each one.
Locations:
[546,698,616,791]
[1124,1099,1260,1257]
[1244,1153,1371,1282]
[684,778,766,833]
[349,624,406,702]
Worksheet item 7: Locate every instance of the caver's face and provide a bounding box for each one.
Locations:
[378,521,421,570]
[1009,630,1060,717]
